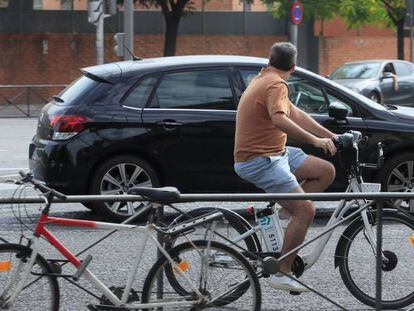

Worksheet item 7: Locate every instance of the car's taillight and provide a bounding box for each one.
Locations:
[50,115,93,141]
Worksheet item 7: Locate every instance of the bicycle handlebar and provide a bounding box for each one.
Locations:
[331,131,384,169]
[331,130,365,151]
[19,171,67,201]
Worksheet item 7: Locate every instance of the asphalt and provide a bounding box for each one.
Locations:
[1,119,413,310]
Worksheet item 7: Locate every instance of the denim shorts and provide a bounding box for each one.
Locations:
[234,147,308,194]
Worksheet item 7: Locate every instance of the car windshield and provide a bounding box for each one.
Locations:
[330,63,381,79]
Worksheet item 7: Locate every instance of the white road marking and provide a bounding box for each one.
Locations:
[0,168,27,171]
[0,183,19,190]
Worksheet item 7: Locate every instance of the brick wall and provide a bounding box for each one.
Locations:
[319,36,411,76]
[1,26,408,85]
[0,33,285,84]
[314,17,408,76]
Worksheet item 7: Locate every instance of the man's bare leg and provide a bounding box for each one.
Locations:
[279,156,335,219]
[278,186,315,273]
[295,156,335,192]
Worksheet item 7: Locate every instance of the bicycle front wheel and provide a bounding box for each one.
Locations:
[338,211,414,309]
[0,243,60,311]
[141,240,261,310]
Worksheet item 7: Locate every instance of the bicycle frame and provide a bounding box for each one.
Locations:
[301,177,380,270]
[228,176,381,271]
[3,210,206,309]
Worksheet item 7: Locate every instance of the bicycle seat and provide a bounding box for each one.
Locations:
[127,187,180,204]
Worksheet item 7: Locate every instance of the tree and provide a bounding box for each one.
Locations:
[140,0,194,56]
[119,0,194,56]
[339,0,406,60]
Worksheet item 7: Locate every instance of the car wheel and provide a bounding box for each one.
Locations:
[90,155,160,221]
[369,91,381,104]
[379,152,414,212]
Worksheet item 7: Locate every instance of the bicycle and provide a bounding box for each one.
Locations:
[166,131,414,310]
[0,172,261,310]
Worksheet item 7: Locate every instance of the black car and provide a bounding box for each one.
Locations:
[329,60,414,106]
[30,55,414,220]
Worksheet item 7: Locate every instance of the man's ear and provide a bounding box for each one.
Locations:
[290,64,296,73]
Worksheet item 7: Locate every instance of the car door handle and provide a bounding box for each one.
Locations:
[156,120,182,128]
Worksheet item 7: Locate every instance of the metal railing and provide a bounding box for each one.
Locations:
[1,190,414,310]
[0,85,66,117]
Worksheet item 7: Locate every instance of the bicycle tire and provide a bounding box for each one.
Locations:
[141,240,261,310]
[164,207,260,305]
[0,243,60,311]
[337,211,414,309]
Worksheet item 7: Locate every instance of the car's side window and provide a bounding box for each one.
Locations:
[123,76,158,109]
[150,69,235,110]
[287,76,330,114]
[239,68,261,87]
[325,92,353,117]
[383,62,396,75]
[394,62,411,77]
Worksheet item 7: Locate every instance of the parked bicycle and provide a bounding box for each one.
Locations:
[167,131,414,310]
[0,173,261,310]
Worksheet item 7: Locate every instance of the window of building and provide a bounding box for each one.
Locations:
[150,70,235,110]
[33,0,75,10]
[0,0,9,8]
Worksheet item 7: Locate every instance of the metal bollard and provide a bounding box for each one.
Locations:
[156,203,164,304]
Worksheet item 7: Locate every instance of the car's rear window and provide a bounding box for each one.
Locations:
[55,76,99,106]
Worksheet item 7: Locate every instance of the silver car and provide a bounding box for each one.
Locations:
[329,60,414,106]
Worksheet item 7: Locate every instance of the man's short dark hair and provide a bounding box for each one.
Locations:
[268,42,297,71]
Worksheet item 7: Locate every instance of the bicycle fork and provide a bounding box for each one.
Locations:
[360,208,388,263]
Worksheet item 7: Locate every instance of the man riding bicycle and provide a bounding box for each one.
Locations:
[234,42,337,292]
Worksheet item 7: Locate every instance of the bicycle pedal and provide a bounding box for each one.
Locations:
[73,254,93,281]
[289,291,301,296]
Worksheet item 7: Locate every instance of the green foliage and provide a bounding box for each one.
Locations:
[264,0,406,29]
[339,0,406,29]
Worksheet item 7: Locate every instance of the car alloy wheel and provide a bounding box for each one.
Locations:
[386,160,414,211]
[91,155,160,221]
[100,162,153,216]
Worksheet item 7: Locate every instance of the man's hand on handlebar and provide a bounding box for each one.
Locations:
[313,137,337,156]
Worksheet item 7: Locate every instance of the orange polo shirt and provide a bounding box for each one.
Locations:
[234,66,293,163]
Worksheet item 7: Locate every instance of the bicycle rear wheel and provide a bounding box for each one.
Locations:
[164,207,261,306]
[0,243,60,311]
[337,211,414,309]
[141,240,261,310]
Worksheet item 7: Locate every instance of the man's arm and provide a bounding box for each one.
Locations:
[289,104,336,139]
[271,112,337,155]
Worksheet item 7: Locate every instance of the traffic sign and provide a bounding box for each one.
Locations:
[290,1,303,25]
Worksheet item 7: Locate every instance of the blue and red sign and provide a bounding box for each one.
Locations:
[290,1,303,25]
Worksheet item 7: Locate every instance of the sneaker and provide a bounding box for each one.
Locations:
[267,273,311,292]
